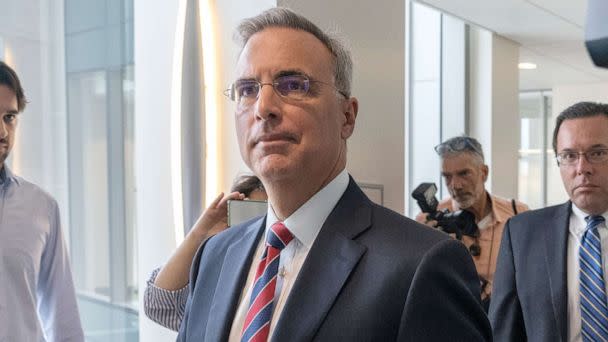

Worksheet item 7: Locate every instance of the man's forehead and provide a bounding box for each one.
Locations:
[557,116,608,147]
[234,27,333,78]
[441,165,474,175]
[441,154,480,171]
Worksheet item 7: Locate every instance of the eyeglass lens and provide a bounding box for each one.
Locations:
[232,75,311,103]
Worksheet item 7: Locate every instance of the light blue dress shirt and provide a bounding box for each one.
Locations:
[0,165,83,342]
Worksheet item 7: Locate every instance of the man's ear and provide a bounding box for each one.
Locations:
[341,97,358,139]
[481,164,489,182]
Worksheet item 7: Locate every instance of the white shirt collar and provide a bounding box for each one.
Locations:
[570,203,608,237]
[265,169,349,248]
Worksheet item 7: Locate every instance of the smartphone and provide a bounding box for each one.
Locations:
[227,200,267,227]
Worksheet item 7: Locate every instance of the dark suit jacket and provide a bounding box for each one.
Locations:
[489,202,571,341]
[177,177,491,341]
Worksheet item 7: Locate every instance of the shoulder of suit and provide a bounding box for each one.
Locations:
[504,201,569,230]
[370,203,452,246]
[205,216,264,248]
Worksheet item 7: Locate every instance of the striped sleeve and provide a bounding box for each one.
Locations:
[143,267,190,331]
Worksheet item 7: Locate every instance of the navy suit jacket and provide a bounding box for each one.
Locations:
[177,178,491,341]
[489,202,571,341]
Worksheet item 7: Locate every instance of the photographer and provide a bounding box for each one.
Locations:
[415,136,528,309]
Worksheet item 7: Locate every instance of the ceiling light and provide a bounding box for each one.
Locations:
[518,62,537,70]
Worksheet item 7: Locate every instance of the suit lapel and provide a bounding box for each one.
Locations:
[271,178,371,341]
[205,217,265,342]
[543,202,571,342]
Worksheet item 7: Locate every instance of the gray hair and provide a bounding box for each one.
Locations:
[552,101,608,154]
[434,135,485,163]
[235,7,353,97]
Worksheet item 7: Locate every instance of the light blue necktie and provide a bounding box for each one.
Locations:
[580,215,608,341]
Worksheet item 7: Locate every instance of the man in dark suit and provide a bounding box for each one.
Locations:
[177,7,490,341]
[490,101,608,341]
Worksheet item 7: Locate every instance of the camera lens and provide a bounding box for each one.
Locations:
[469,243,481,256]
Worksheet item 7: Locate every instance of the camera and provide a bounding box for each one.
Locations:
[411,183,479,241]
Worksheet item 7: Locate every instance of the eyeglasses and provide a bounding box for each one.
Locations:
[224,74,348,107]
[555,148,608,166]
[434,137,484,157]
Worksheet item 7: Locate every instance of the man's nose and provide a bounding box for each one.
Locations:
[0,121,7,139]
[576,154,593,175]
[254,84,281,121]
[450,177,463,189]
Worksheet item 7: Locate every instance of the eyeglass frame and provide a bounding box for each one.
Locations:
[555,148,608,166]
[224,73,349,105]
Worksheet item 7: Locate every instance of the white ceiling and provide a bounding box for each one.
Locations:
[417,0,608,90]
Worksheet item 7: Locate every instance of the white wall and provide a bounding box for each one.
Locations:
[553,82,608,114]
[469,28,521,199]
[278,0,407,213]
[134,0,182,339]
[490,34,520,199]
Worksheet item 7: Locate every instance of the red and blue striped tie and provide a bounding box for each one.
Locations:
[241,222,293,342]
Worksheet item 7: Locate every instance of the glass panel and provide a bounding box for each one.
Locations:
[67,70,111,300]
[65,0,137,340]
[123,65,137,309]
[408,3,468,216]
[518,92,544,209]
[545,94,569,205]
[409,2,442,217]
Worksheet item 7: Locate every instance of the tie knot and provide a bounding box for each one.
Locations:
[267,222,294,250]
[586,215,605,231]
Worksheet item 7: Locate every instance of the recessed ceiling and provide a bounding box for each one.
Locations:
[417,0,608,90]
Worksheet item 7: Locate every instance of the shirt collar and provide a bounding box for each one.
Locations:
[0,164,19,187]
[489,193,509,224]
[487,193,500,224]
[266,169,349,248]
[570,203,608,236]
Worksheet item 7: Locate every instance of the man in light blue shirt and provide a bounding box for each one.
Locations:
[0,61,83,341]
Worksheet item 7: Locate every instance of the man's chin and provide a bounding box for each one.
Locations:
[254,156,295,179]
[573,195,608,215]
[454,198,474,210]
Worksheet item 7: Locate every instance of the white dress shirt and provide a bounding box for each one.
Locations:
[227,169,349,342]
[567,204,608,342]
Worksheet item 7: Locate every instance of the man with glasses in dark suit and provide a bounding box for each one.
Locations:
[177,7,490,342]
[490,102,608,341]
[416,135,528,311]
